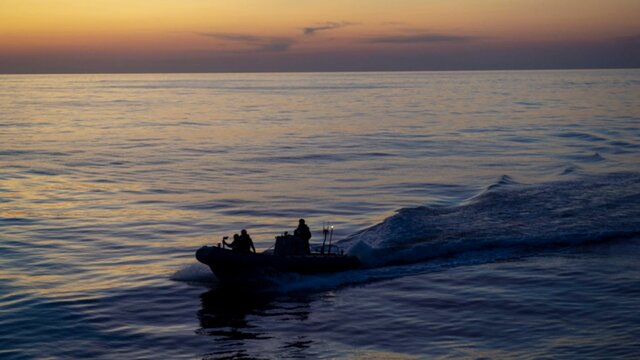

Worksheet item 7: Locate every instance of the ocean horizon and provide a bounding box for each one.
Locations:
[3,67,640,76]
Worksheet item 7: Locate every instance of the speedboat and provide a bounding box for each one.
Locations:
[196,235,361,284]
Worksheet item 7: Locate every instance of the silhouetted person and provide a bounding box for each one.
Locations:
[223,234,241,251]
[223,231,255,253]
[239,229,256,253]
[293,219,311,255]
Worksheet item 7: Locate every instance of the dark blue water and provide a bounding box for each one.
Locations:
[1,70,640,359]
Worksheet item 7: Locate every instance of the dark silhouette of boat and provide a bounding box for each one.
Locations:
[196,238,361,284]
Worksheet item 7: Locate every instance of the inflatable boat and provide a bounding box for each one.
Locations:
[196,235,361,284]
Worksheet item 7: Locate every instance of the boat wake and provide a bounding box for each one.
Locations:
[177,172,640,293]
[341,172,640,268]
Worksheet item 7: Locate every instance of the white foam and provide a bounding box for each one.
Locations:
[171,263,217,284]
[340,172,640,268]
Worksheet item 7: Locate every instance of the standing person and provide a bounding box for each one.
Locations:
[294,219,311,255]
[239,229,256,253]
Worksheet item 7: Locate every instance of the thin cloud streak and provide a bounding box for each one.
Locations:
[199,32,263,43]
[198,32,294,52]
[303,21,355,36]
[366,33,479,44]
[257,38,294,52]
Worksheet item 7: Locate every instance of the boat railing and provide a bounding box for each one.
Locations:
[310,244,346,256]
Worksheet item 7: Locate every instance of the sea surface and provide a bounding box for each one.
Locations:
[1,70,640,359]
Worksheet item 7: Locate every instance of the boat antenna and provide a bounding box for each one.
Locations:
[321,222,328,254]
[328,225,334,255]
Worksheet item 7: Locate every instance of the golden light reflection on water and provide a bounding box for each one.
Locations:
[0,69,639,360]
[3,71,640,307]
[0,258,178,299]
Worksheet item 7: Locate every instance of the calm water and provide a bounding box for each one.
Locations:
[1,70,640,359]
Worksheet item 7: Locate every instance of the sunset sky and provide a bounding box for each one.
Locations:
[1,0,639,73]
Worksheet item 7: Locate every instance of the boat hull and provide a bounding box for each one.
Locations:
[196,246,361,284]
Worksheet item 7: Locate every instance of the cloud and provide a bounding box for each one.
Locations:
[257,38,295,52]
[200,33,262,43]
[199,32,294,52]
[366,33,479,44]
[303,21,355,36]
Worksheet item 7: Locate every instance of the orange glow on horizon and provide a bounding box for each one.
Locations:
[1,0,639,72]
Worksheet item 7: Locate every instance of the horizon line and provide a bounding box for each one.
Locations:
[2,65,639,76]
